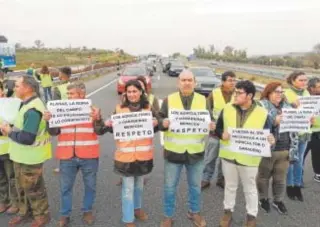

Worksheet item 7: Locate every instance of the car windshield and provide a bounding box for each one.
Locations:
[123,67,146,76]
[191,68,215,77]
[171,62,184,67]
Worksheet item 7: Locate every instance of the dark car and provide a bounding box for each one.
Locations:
[190,67,221,96]
[168,61,184,77]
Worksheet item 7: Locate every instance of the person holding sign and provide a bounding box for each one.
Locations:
[52,66,72,174]
[0,81,19,215]
[0,76,52,227]
[215,80,274,227]
[257,82,299,215]
[201,71,236,190]
[44,82,100,227]
[93,79,158,227]
[159,70,215,227]
[304,77,320,183]
[284,71,311,201]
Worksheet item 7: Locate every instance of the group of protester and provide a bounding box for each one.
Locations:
[0,65,318,227]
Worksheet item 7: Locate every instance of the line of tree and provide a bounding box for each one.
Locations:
[192,44,320,69]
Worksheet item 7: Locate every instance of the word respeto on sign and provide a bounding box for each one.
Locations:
[168,109,211,134]
[47,99,92,127]
[112,111,154,140]
[229,128,271,157]
[279,108,313,133]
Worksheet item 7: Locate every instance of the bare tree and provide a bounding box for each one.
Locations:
[34,40,44,49]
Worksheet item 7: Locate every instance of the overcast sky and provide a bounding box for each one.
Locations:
[1,0,320,56]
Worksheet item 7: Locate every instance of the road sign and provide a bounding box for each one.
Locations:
[0,43,16,68]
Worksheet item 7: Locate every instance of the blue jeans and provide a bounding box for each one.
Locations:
[122,176,144,223]
[287,141,307,186]
[163,159,204,217]
[43,87,52,103]
[59,158,99,217]
[202,136,223,182]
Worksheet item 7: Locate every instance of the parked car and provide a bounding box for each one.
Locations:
[167,61,185,77]
[190,66,221,96]
[117,65,152,94]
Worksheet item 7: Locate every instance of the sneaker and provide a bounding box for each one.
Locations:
[259,199,270,213]
[272,201,288,215]
[286,186,295,200]
[314,174,320,183]
[187,212,206,227]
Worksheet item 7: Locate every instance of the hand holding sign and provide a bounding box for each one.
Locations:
[162,118,170,129]
[104,119,112,127]
[90,107,101,121]
[267,134,275,145]
[209,122,216,131]
[43,111,52,121]
[222,131,230,141]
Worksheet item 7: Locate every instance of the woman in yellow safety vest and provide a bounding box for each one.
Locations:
[284,71,311,201]
[39,65,53,103]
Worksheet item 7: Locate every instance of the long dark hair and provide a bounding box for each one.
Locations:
[122,80,149,109]
[136,76,148,93]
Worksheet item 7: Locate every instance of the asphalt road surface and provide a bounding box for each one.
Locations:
[1,67,320,227]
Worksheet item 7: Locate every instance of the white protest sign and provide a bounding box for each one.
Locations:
[0,98,21,124]
[279,108,313,133]
[47,99,92,127]
[298,96,320,114]
[229,128,271,157]
[168,109,211,134]
[111,111,154,140]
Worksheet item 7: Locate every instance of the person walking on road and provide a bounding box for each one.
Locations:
[52,66,72,174]
[215,80,274,227]
[304,77,320,182]
[93,79,159,227]
[44,82,100,227]
[201,71,236,190]
[257,82,299,215]
[39,65,53,103]
[159,70,216,227]
[284,71,310,201]
[0,81,19,215]
[0,76,51,227]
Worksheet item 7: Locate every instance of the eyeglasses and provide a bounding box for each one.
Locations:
[226,79,236,83]
[273,90,284,94]
[234,91,246,96]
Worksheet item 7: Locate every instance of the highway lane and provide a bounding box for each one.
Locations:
[0,69,319,227]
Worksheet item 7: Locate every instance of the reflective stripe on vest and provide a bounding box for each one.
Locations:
[8,97,52,164]
[212,87,234,120]
[163,92,207,154]
[114,105,153,163]
[219,103,267,167]
[56,122,99,160]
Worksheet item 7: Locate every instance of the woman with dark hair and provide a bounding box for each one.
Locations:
[257,82,298,214]
[92,79,159,227]
[284,71,311,201]
[136,76,160,112]
[39,65,53,103]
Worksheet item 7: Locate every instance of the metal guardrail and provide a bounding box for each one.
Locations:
[5,65,123,84]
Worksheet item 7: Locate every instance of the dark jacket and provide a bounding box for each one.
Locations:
[94,103,159,177]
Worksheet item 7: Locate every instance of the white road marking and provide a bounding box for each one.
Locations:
[159,99,164,146]
[86,78,118,98]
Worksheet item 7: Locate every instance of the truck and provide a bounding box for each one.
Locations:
[0,36,16,73]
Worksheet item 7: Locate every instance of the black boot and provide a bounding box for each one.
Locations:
[295,186,304,202]
[286,186,295,200]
